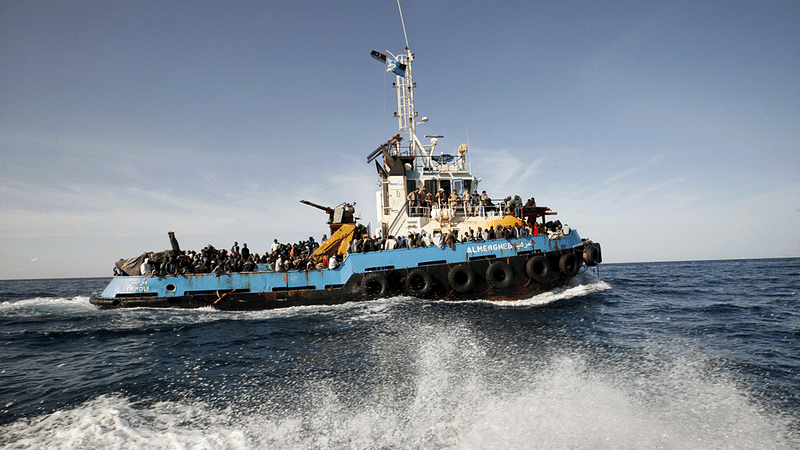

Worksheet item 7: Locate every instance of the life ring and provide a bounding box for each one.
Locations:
[485,261,513,290]
[405,269,433,297]
[559,253,580,277]
[526,255,553,283]
[447,265,475,293]
[362,273,389,298]
[583,244,600,266]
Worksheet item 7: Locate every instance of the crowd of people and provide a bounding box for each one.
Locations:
[133,236,332,277]
[407,188,536,218]
[383,221,542,251]
[136,221,558,277]
[130,194,548,277]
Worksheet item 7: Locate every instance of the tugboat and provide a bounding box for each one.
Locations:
[90,41,602,311]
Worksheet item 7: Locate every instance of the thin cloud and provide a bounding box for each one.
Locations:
[604,154,666,185]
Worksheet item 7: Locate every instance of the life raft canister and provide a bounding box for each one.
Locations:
[362,273,389,298]
[485,261,513,289]
[526,254,553,283]
[447,264,475,293]
[405,269,433,297]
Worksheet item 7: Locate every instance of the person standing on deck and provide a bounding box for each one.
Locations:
[479,191,490,216]
[462,190,472,216]
[448,191,459,217]
[406,189,418,216]
[418,187,428,210]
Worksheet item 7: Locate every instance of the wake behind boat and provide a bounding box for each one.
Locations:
[91,37,602,311]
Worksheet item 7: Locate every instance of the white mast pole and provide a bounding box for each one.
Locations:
[394,0,420,168]
[397,0,409,49]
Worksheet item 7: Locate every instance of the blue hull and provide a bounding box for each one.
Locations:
[90,232,599,310]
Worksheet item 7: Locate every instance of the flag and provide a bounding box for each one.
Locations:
[370,50,387,64]
[387,60,406,77]
[370,50,406,77]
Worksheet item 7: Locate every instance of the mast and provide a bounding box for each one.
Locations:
[391,49,434,171]
[369,1,478,237]
[395,49,414,156]
[390,0,429,170]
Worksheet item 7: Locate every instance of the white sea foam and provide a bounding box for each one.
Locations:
[0,296,93,310]
[2,323,795,450]
[0,396,248,450]
[0,296,97,321]
[513,269,611,305]
[451,269,612,308]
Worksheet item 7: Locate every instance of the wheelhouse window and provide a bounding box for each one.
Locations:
[406,180,416,195]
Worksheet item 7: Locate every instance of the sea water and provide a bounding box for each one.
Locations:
[0,258,798,449]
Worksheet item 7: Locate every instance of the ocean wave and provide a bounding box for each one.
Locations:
[1,328,796,450]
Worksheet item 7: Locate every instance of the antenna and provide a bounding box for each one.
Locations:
[397,0,409,49]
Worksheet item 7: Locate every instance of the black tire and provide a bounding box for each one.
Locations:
[526,255,553,283]
[405,269,433,297]
[447,265,475,293]
[559,253,580,277]
[485,261,513,290]
[362,273,389,298]
[583,244,600,266]
[593,243,602,264]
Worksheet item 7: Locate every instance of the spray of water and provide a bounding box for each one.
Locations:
[1,276,796,449]
[2,322,795,449]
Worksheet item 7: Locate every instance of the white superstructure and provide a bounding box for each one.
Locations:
[370,46,527,240]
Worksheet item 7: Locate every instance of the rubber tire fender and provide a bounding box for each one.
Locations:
[593,243,602,264]
[485,261,513,290]
[583,244,600,267]
[362,273,389,298]
[526,255,553,283]
[405,269,433,297]
[559,253,580,277]
[447,264,475,293]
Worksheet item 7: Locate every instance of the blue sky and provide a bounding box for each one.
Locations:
[1,0,798,279]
